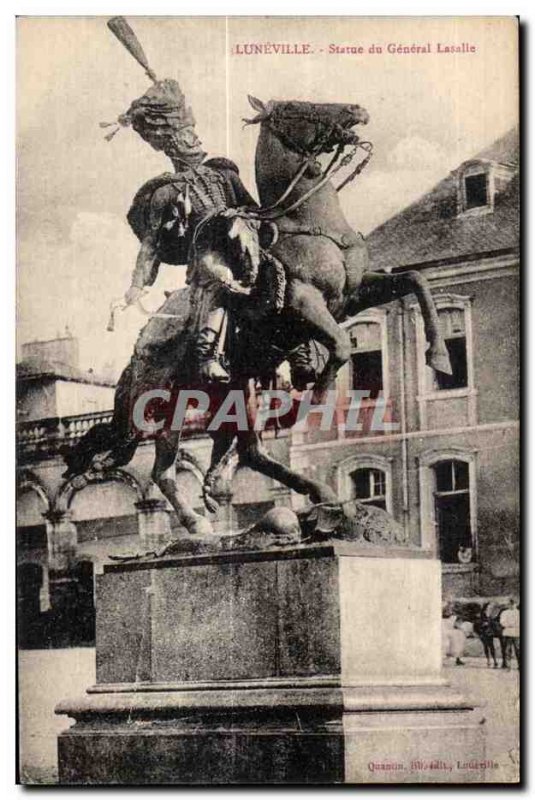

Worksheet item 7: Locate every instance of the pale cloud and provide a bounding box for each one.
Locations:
[387,135,448,172]
[69,211,122,249]
[341,167,446,235]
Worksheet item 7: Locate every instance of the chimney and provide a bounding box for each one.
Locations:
[21,331,79,369]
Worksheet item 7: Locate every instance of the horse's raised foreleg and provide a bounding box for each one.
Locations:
[349,271,452,375]
[237,430,337,505]
[152,432,213,535]
[287,280,351,403]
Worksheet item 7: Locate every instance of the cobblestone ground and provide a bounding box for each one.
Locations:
[18,649,520,784]
[443,656,520,783]
[18,648,95,784]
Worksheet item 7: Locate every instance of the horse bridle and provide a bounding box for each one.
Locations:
[266,105,354,158]
[250,104,374,220]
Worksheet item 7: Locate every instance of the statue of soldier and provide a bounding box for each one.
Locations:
[110,78,316,389]
[116,78,258,382]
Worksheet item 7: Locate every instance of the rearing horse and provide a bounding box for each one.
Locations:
[62,96,451,538]
[246,96,451,401]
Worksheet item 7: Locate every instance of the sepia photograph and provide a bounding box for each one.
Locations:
[16,14,519,785]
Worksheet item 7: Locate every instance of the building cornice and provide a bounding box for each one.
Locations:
[291,419,519,454]
[390,247,518,276]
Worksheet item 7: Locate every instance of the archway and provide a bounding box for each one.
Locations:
[63,471,143,570]
[17,478,51,647]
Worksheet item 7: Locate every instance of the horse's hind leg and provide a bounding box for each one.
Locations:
[237,431,337,505]
[203,431,237,513]
[152,433,213,536]
[351,271,452,375]
[286,280,351,403]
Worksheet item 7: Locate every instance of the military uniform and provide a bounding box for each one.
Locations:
[127,158,258,381]
[127,159,257,269]
[114,77,315,387]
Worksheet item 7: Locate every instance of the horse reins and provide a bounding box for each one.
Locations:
[243,106,374,222]
[107,105,373,330]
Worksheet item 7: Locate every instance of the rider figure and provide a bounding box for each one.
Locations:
[119,78,257,383]
[113,78,316,389]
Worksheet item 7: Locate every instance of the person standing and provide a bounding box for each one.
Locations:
[500,598,520,670]
[442,605,467,666]
[478,602,499,668]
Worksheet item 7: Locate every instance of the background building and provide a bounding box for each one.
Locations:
[293,127,519,601]
[17,129,519,646]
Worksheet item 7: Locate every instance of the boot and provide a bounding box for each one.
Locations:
[288,343,317,391]
[194,327,230,383]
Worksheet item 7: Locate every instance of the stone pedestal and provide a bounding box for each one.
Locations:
[56,543,486,784]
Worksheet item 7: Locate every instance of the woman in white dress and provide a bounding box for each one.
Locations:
[442,605,467,666]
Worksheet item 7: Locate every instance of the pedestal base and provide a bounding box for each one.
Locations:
[57,681,485,784]
[56,543,486,784]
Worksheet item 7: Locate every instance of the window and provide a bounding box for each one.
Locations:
[335,454,393,513]
[433,459,472,563]
[413,293,476,430]
[464,173,488,210]
[458,162,494,216]
[349,321,383,399]
[433,308,468,391]
[351,467,387,510]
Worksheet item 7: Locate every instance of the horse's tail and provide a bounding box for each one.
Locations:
[61,362,139,480]
[61,422,120,479]
[61,288,193,484]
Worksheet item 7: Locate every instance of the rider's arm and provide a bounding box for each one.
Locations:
[124,233,161,305]
[125,186,170,304]
[132,233,161,288]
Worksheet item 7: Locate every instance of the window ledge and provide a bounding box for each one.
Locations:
[457,205,494,219]
[442,563,479,574]
[339,398,386,409]
[418,388,478,402]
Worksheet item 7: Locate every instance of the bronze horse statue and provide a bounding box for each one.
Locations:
[62,97,451,537]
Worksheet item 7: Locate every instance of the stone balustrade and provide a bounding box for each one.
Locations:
[17,408,209,462]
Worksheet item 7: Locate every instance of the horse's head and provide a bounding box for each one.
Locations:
[245,96,369,157]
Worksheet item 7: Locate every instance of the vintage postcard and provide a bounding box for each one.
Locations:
[17,15,519,784]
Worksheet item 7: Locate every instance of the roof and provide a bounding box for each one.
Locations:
[17,357,116,387]
[367,128,519,271]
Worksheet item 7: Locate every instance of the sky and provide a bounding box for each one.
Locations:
[17,16,518,376]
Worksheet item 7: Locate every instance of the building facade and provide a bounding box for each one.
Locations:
[16,129,519,645]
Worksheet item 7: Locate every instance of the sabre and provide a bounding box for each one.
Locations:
[106,295,183,333]
[107,16,158,83]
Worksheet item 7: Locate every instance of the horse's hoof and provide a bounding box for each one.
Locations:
[426,348,452,375]
[190,516,214,536]
[203,492,220,514]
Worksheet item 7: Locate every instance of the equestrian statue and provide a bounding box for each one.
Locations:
[62,17,452,546]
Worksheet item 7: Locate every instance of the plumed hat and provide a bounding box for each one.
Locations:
[102,79,197,145]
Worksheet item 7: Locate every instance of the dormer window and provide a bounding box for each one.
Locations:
[458,161,493,216]
[464,172,488,209]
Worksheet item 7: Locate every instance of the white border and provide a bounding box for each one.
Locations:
[4,3,530,798]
